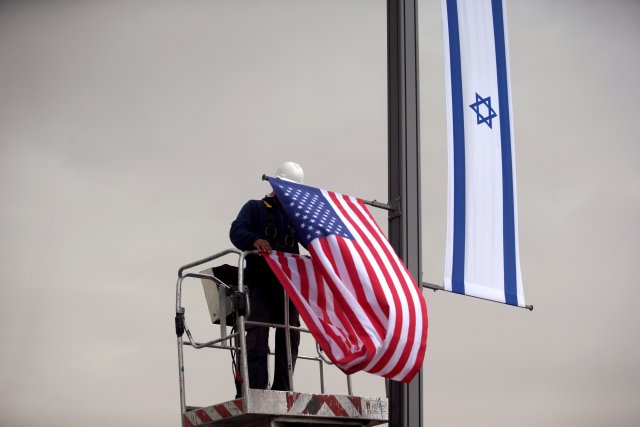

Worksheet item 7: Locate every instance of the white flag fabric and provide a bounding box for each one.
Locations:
[442,0,526,306]
[264,177,427,383]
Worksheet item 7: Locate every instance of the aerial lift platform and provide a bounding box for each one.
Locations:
[175,249,388,427]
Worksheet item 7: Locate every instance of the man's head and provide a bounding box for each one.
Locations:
[275,161,304,184]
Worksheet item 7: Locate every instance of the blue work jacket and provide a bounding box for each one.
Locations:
[229,195,299,283]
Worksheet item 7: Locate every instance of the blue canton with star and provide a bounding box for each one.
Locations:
[469,92,498,129]
[268,177,354,247]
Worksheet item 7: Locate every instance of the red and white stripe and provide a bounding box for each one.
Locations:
[183,390,388,425]
[182,399,244,426]
[265,191,428,383]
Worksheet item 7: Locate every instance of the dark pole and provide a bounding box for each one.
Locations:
[387,0,422,426]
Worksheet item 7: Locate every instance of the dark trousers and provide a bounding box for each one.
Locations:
[246,276,300,391]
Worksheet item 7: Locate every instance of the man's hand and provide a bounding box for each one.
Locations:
[253,239,272,252]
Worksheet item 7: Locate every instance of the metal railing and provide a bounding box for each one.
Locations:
[175,249,353,415]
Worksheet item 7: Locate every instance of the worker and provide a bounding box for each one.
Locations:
[229,161,303,392]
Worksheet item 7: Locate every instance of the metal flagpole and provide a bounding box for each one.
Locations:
[387,0,423,426]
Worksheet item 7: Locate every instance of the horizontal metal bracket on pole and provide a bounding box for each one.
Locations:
[422,281,444,291]
[421,282,534,311]
[363,199,394,211]
[261,174,402,217]
[363,197,402,220]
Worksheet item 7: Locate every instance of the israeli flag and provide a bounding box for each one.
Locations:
[442,0,526,306]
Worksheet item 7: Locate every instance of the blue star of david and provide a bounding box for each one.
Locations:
[469,92,498,129]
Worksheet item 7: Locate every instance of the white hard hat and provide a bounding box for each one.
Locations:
[275,161,304,184]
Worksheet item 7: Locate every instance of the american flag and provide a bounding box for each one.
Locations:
[264,177,427,382]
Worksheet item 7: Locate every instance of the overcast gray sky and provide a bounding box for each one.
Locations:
[1,0,639,426]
